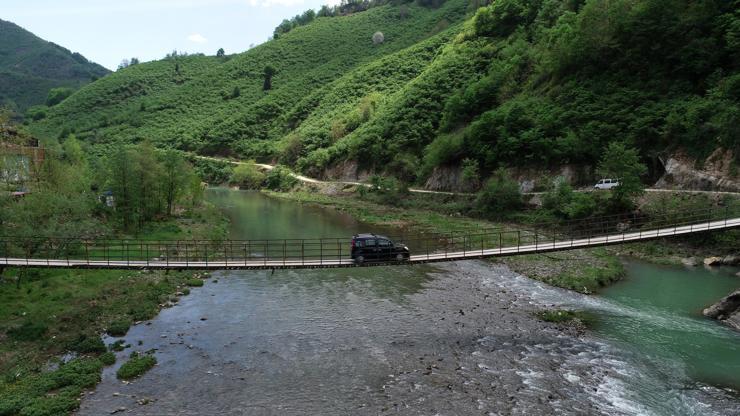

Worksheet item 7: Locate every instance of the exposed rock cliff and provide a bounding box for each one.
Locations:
[655,149,739,192]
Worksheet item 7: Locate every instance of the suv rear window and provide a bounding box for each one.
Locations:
[354,239,365,247]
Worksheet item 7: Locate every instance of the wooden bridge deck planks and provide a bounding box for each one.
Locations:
[2,218,739,270]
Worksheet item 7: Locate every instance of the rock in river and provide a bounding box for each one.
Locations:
[703,256,723,266]
[703,289,740,330]
[681,257,698,267]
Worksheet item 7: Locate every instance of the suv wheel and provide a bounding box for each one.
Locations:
[396,253,405,262]
[355,255,365,265]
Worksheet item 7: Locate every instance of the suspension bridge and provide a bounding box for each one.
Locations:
[1,207,738,270]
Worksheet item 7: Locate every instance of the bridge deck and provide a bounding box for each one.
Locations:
[3,218,738,270]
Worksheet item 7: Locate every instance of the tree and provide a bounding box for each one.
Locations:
[461,158,480,191]
[475,168,522,219]
[107,146,139,230]
[118,59,130,70]
[160,150,188,216]
[46,87,75,106]
[263,65,276,91]
[230,162,265,189]
[596,142,647,211]
[62,135,85,166]
[216,48,225,58]
[130,57,140,65]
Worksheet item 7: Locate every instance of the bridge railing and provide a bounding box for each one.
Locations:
[1,204,738,268]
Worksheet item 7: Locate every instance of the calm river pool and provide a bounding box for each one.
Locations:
[76,189,740,415]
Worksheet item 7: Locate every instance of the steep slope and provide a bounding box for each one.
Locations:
[32,1,469,154]
[0,19,110,111]
[32,0,740,189]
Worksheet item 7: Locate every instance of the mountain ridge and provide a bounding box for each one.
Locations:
[0,18,110,111]
[29,0,740,189]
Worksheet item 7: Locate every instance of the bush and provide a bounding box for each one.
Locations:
[367,175,409,206]
[7,321,48,342]
[230,163,265,189]
[186,278,204,287]
[563,192,597,220]
[460,158,480,191]
[99,352,116,366]
[474,168,521,219]
[264,166,298,191]
[596,142,647,212]
[473,0,536,38]
[109,340,127,352]
[116,352,157,380]
[106,319,131,337]
[46,87,75,107]
[69,334,106,354]
[0,358,103,416]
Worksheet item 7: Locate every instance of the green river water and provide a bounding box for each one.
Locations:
[594,261,740,390]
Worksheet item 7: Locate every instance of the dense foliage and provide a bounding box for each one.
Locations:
[30,0,469,158]
[0,19,109,112]
[29,0,740,191]
[1,134,205,241]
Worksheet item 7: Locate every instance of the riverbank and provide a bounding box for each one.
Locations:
[0,203,227,415]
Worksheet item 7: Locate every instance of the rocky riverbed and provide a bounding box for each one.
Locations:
[75,260,739,416]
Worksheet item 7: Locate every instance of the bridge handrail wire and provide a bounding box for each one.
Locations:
[0,205,738,267]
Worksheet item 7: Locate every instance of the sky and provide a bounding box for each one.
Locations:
[3,0,341,70]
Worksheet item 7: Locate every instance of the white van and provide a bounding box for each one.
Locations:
[594,178,619,190]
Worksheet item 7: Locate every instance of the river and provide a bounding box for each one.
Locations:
[77,189,740,415]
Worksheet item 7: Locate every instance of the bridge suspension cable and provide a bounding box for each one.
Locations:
[1,205,738,270]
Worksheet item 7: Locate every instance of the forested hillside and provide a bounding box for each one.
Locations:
[31,0,740,188]
[0,19,110,112]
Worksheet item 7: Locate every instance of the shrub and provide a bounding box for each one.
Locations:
[109,340,127,352]
[116,352,157,380]
[421,131,465,177]
[460,158,480,191]
[563,192,597,220]
[596,142,647,211]
[264,166,298,191]
[0,358,103,416]
[70,335,106,354]
[230,163,265,189]
[26,106,47,121]
[186,278,204,287]
[367,175,409,206]
[7,321,48,342]
[106,319,131,337]
[386,154,419,183]
[473,0,538,38]
[474,168,521,219]
[99,352,116,366]
[542,178,574,212]
[46,87,75,107]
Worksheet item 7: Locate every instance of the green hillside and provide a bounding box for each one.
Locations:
[0,19,110,112]
[31,0,740,186]
[32,1,468,153]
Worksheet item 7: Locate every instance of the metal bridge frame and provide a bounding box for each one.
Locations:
[1,206,739,270]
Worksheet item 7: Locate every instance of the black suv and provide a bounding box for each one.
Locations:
[351,234,410,264]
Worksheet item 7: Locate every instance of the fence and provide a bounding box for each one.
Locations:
[1,204,739,269]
